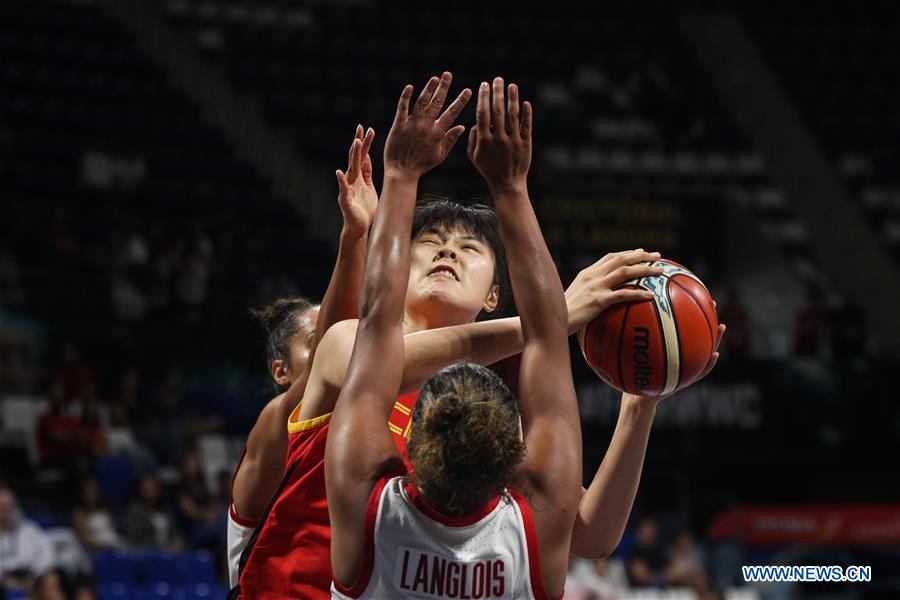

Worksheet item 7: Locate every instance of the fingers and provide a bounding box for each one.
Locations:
[699,352,720,380]
[362,153,373,185]
[609,288,656,305]
[335,169,349,203]
[414,76,440,114]
[436,88,472,131]
[394,85,414,123]
[714,323,726,352]
[348,138,362,182]
[521,100,532,139]
[610,249,661,269]
[507,83,519,134]
[597,249,660,270]
[441,125,466,156]
[361,126,374,157]
[476,81,490,135]
[699,325,726,379]
[605,263,665,285]
[491,76,505,132]
[427,71,453,116]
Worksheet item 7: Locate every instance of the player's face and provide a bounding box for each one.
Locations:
[284,306,319,383]
[406,225,499,328]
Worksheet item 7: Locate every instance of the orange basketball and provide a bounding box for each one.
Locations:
[577,259,718,397]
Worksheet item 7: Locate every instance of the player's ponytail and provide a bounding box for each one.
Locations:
[408,362,525,516]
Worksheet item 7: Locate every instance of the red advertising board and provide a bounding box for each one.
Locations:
[708,505,900,546]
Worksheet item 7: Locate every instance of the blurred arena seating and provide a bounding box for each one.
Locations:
[744,1,900,263]
[1,1,898,598]
[0,0,332,348]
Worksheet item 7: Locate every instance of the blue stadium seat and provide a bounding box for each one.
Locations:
[95,549,136,586]
[94,455,135,509]
[98,583,134,600]
[141,550,181,586]
[4,589,28,600]
[142,583,186,600]
[185,583,227,600]
[178,552,217,587]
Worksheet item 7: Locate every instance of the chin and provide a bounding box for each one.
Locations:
[412,289,482,324]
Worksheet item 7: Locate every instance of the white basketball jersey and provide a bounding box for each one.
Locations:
[226,504,256,588]
[331,476,554,600]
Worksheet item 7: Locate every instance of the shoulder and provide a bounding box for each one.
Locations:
[18,519,48,537]
[319,319,359,351]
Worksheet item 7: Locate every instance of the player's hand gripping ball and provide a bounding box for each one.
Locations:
[577,259,718,397]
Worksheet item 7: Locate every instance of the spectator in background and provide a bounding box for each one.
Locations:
[666,531,711,596]
[717,287,750,357]
[28,570,65,600]
[175,451,224,555]
[79,398,108,458]
[55,341,95,402]
[72,581,97,600]
[142,370,187,465]
[109,367,143,428]
[626,517,669,587]
[565,557,626,599]
[126,474,181,551]
[0,487,55,591]
[36,383,91,470]
[72,477,123,553]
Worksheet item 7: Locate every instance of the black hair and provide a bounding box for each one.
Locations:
[412,194,509,315]
[250,296,317,391]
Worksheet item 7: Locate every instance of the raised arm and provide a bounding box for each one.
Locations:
[572,323,726,558]
[235,127,377,519]
[467,77,579,595]
[326,73,471,586]
[315,124,378,346]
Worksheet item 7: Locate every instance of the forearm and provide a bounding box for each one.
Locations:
[493,186,567,338]
[358,170,416,322]
[571,394,656,558]
[400,317,525,392]
[314,228,367,346]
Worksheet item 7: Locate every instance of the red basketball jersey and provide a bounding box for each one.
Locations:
[234,391,420,599]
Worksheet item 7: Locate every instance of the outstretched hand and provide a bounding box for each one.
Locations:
[564,249,663,333]
[336,125,377,238]
[467,77,532,194]
[383,72,471,178]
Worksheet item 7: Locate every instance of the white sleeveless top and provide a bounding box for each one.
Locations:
[331,476,554,600]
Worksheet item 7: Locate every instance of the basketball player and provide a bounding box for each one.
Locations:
[226,125,377,586]
[232,73,667,599]
[327,74,581,597]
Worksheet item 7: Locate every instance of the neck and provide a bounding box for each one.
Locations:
[402,306,473,334]
[420,486,486,517]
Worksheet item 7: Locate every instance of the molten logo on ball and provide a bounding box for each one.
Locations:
[633,326,652,389]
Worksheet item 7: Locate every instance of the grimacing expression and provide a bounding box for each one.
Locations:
[406,225,499,325]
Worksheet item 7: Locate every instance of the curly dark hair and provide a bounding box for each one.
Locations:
[407,362,525,516]
[250,296,317,391]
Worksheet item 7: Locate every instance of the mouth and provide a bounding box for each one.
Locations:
[427,264,459,281]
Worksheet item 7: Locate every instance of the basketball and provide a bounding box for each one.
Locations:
[577,259,718,397]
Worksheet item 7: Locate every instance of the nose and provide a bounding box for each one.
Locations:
[436,247,457,261]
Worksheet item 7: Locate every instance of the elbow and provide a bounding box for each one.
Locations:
[571,538,618,561]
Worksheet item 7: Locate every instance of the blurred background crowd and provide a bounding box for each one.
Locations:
[2,0,899,599]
